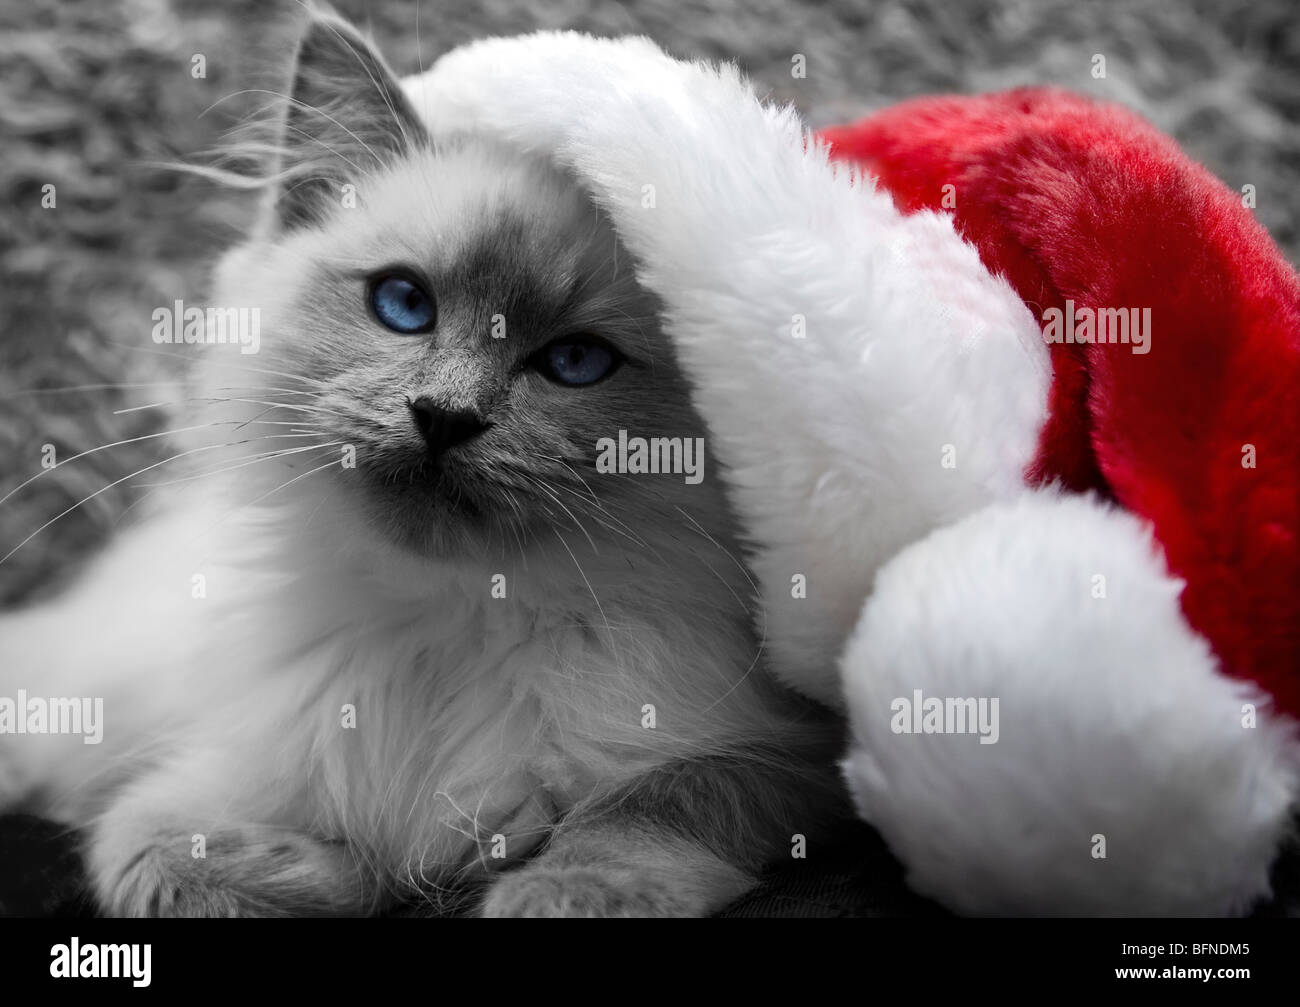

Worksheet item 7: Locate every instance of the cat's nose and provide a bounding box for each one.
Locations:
[407,397,489,460]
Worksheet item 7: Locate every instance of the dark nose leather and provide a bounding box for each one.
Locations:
[408,397,488,461]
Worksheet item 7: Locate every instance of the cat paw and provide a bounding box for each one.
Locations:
[96,827,365,917]
[481,864,694,918]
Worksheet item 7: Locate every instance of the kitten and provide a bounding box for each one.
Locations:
[0,12,844,916]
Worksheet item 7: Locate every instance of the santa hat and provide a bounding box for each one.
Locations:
[408,32,1299,914]
[821,90,1300,717]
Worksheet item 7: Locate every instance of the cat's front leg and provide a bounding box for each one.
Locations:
[89,748,369,917]
[482,737,846,917]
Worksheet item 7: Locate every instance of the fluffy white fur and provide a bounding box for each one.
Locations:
[413,31,1300,915]
[843,491,1298,915]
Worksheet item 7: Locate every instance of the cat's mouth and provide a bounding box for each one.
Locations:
[342,438,514,557]
[419,467,486,519]
[368,450,489,516]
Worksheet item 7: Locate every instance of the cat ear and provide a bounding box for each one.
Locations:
[274,11,428,229]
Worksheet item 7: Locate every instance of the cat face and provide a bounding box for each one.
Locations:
[195,18,728,566]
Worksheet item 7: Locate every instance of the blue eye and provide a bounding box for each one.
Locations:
[535,339,619,386]
[370,274,436,333]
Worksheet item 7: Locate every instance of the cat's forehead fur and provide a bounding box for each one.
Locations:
[337,140,602,293]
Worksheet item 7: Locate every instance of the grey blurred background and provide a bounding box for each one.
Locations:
[1,0,1298,601]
